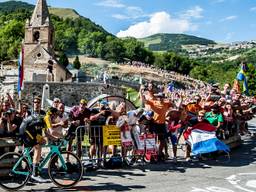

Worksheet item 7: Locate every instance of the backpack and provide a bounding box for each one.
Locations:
[104,155,123,169]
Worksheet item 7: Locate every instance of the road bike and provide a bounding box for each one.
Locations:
[0,138,83,191]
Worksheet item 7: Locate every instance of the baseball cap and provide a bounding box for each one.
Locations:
[145,110,154,117]
[80,99,87,104]
[100,100,109,105]
[53,98,61,103]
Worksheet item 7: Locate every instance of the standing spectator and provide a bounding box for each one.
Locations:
[223,101,235,137]
[32,96,46,116]
[141,92,172,160]
[19,103,31,119]
[184,110,210,161]
[221,83,231,96]
[89,100,112,162]
[67,99,91,159]
[47,103,69,139]
[52,98,61,109]
[186,95,202,114]
[0,108,22,138]
[205,104,224,139]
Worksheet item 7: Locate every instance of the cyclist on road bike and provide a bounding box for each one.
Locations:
[19,98,57,183]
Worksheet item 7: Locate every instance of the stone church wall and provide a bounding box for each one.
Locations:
[21,82,125,106]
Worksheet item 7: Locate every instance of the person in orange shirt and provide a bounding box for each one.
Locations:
[141,92,172,160]
[186,96,202,114]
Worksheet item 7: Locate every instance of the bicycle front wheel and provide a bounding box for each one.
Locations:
[48,151,83,188]
[0,152,31,191]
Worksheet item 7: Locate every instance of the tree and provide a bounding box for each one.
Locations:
[0,19,24,61]
[246,63,256,96]
[73,56,81,69]
[103,38,125,63]
[78,31,105,57]
[58,52,69,67]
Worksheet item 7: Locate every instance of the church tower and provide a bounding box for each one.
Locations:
[24,0,54,55]
[22,0,71,82]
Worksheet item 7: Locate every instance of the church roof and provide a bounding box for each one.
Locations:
[30,0,50,27]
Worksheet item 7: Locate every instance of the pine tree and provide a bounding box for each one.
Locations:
[73,56,81,69]
[59,52,69,67]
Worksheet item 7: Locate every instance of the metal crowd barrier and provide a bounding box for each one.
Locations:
[71,120,242,168]
[74,124,124,167]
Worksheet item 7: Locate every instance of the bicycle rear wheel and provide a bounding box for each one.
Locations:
[0,152,31,190]
[48,151,83,188]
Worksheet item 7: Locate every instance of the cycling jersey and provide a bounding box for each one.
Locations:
[19,113,46,147]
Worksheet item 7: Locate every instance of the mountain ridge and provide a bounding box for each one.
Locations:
[139,33,216,52]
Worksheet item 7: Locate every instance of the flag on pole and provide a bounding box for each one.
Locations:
[236,63,249,95]
[17,47,24,96]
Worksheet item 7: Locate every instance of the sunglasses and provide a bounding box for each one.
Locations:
[34,101,40,104]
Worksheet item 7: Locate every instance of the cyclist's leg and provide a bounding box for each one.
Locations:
[32,144,41,176]
[31,144,47,182]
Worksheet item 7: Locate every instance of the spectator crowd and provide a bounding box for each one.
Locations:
[0,80,255,181]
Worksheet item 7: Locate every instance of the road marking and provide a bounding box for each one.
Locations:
[226,173,256,192]
[191,186,234,192]
[206,186,234,192]
[246,180,256,189]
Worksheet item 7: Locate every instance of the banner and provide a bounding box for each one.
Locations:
[103,125,121,146]
[17,46,24,97]
[120,124,133,147]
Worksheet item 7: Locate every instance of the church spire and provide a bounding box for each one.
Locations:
[30,0,50,27]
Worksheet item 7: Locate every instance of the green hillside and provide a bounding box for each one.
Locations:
[0,1,34,13]
[139,33,216,52]
[0,1,78,19]
[49,8,80,19]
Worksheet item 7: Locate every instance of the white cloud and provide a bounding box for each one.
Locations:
[220,15,237,22]
[112,6,147,20]
[95,0,125,8]
[250,7,256,11]
[117,11,197,38]
[180,6,204,19]
[112,14,129,20]
[95,0,147,20]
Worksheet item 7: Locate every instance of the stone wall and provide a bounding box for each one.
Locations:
[21,81,125,106]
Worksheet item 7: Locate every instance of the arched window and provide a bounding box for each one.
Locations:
[47,60,53,73]
[33,31,40,42]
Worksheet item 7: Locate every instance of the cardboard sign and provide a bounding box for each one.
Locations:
[121,124,133,147]
[103,125,121,146]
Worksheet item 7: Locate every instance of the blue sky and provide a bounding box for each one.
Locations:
[2,0,256,42]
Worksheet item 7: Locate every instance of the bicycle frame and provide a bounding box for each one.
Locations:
[38,140,68,172]
[12,139,69,176]
[12,148,33,176]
